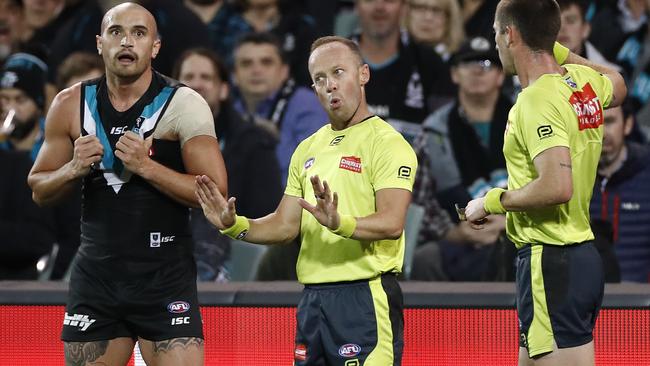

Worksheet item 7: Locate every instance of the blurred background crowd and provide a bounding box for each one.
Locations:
[1,0,649,284]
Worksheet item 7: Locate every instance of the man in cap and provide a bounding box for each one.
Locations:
[0,52,47,159]
[410,36,514,281]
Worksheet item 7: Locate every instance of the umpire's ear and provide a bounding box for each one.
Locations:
[359,64,370,86]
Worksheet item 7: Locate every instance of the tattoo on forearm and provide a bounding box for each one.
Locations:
[153,337,204,354]
[560,162,572,169]
[64,341,109,366]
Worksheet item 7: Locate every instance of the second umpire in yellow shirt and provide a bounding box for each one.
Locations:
[196,36,417,366]
[465,1,627,365]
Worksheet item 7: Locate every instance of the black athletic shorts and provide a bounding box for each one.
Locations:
[294,273,403,366]
[516,241,604,358]
[61,253,203,342]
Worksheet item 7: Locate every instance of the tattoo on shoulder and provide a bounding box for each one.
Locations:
[64,341,109,366]
[153,337,204,354]
[560,162,572,169]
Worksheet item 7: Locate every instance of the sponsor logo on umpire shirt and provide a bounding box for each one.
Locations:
[340,156,362,173]
[537,125,554,139]
[397,166,412,179]
[329,135,345,146]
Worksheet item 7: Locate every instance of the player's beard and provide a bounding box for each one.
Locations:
[10,115,38,140]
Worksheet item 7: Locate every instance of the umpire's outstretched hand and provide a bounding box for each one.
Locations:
[195,174,236,230]
[298,175,341,231]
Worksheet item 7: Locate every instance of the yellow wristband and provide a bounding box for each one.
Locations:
[220,215,250,240]
[484,188,507,214]
[553,41,570,65]
[330,214,357,238]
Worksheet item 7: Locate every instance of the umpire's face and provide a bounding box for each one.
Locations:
[309,42,370,124]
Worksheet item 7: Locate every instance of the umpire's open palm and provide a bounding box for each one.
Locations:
[195,175,236,230]
[298,175,341,230]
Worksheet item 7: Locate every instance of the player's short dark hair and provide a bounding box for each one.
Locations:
[233,32,287,64]
[556,0,588,20]
[172,47,228,83]
[496,0,561,53]
[56,52,104,90]
[309,36,363,66]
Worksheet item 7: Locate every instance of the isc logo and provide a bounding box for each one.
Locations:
[150,232,175,247]
[171,317,190,325]
[110,126,129,135]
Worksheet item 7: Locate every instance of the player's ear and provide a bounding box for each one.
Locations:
[151,39,161,59]
[96,35,102,55]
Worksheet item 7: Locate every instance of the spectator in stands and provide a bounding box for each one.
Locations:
[55,52,104,91]
[18,0,65,53]
[239,0,319,86]
[0,52,46,159]
[183,0,252,69]
[0,149,55,279]
[184,0,318,86]
[556,0,620,70]
[405,0,465,62]
[0,52,54,280]
[174,48,283,281]
[410,36,514,281]
[353,0,454,142]
[591,102,650,283]
[0,0,23,65]
[461,0,499,39]
[232,32,327,182]
[410,160,509,280]
[589,0,648,63]
[593,1,650,138]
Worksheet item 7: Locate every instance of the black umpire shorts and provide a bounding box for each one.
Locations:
[61,254,203,343]
[294,273,404,366]
[516,241,604,358]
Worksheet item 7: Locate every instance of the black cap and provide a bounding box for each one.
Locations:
[0,53,47,109]
[451,36,501,68]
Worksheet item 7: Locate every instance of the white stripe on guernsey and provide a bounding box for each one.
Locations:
[83,91,166,193]
[138,106,163,137]
[103,170,131,193]
[84,100,130,193]
[83,102,96,135]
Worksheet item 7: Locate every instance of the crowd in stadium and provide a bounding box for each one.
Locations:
[1,0,648,285]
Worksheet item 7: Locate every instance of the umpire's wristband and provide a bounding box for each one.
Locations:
[220,215,250,240]
[553,41,570,65]
[484,188,507,214]
[330,214,357,238]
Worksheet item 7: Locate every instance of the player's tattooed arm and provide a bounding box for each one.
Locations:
[152,337,204,354]
[559,162,572,169]
[64,341,109,366]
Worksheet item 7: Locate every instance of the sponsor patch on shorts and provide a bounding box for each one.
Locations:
[294,343,307,361]
[167,301,190,314]
[338,343,361,357]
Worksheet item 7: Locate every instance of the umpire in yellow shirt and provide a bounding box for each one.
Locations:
[465,1,626,365]
[196,36,417,366]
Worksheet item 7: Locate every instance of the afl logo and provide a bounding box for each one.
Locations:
[304,157,315,170]
[167,301,190,314]
[338,343,361,358]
